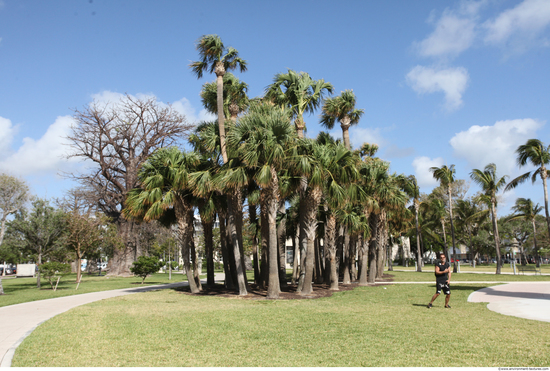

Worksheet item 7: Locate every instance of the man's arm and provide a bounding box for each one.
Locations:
[447,265,451,283]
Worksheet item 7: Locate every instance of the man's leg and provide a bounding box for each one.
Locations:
[430,293,439,304]
[445,294,450,306]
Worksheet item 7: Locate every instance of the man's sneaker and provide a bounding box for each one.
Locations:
[445,305,451,309]
[427,303,433,309]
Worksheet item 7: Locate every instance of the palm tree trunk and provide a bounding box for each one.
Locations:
[342,227,351,284]
[175,201,199,294]
[541,166,550,242]
[441,220,449,261]
[341,117,352,150]
[299,187,322,295]
[448,186,458,273]
[266,167,281,299]
[490,200,502,274]
[368,214,378,284]
[260,197,269,289]
[227,192,247,295]
[376,210,387,279]
[203,220,215,287]
[291,231,300,285]
[249,203,260,285]
[218,212,234,290]
[414,201,422,272]
[532,218,539,267]
[215,67,228,164]
[358,236,369,286]
[277,199,288,287]
[324,212,338,289]
[350,235,358,279]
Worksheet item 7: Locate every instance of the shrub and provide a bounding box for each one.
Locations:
[38,262,71,290]
[130,256,162,284]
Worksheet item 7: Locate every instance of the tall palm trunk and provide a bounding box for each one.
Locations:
[532,218,539,267]
[249,203,260,285]
[358,235,369,286]
[540,165,550,241]
[350,234,358,280]
[202,219,215,287]
[227,192,247,295]
[376,210,387,279]
[448,185,458,272]
[218,211,234,290]
[215,63,228,164]
[277,199,288,287]
[341,116,351,150]
[414,201,422,272]
[324,212,339,290]
[368,213,379,284]
[175,200,200,294]
[295,115,305,139]
[298,187,322,295]
[260,198,269,290]
[341,226,351,284]
[490,199,502,274]
[441,220,449,260]
[266,167,281,299]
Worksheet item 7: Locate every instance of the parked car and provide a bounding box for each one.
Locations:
[0,265,16,275]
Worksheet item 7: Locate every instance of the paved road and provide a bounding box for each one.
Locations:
[467,282,550,323]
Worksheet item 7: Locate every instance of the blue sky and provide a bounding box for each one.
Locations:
[1,0,550,215]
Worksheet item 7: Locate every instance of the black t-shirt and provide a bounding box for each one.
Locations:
[435,261,450,283]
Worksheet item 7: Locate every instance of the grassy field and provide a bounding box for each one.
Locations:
[12,279,550,367]
[394,263,550,275]
[387,270,550,282]
[0,272,190,308]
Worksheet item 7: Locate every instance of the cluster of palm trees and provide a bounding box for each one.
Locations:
[122,35,415,299]
[123,34,550,299]
[410,139,550,274]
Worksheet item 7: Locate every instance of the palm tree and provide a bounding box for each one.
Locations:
[228,102,296,299]
[507,198,543,266]
[320,90,364,150]
[470,163,508,274]
[190,34,247,164]
[399,175,422,272]
[123,147,202,293]
[505,139,550,241]
[265,69,333,138]
[200,72,250,122]
[430,165,459,272]
[454,198,487,265]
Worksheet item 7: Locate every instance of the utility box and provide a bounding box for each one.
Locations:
[17,264,36,277]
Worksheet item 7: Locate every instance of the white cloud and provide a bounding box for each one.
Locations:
[344,127,386,150]
[412,156,445,188]
[450,118,544,176]
[171,97,215,124]
[484,0,550,52]
[406,65,469,111]
[90,90,215,125]
[416,13,476,58]
[415,1,486,59]
[0,116,79,176]
[0,116,17,157]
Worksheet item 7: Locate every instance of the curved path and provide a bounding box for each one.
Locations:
[0,274,225,368]
[468,282,550,323]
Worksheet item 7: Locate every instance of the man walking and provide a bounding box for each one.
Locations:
[427,252,451,309]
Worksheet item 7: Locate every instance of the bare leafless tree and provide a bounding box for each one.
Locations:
[65,94,193,276]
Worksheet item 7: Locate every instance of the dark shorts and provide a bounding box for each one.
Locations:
[436,282,450,295]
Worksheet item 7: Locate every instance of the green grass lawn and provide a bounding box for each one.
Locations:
[387,270,550,282]
[12,279,550,367]
[0,272,190,308]
[394,263,550,274]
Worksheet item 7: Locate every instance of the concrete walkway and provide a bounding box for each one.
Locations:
[468,282,550,323]
[0,274,225,368]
